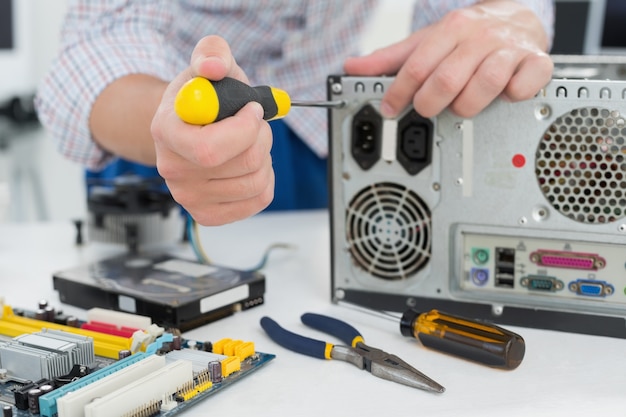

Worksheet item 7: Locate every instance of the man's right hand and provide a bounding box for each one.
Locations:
[151,35,275,226]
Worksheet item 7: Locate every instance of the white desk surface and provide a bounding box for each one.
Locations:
[1,209,624,416]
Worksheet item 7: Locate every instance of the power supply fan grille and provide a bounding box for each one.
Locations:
[536,107,626,224]
[345,182,431,280]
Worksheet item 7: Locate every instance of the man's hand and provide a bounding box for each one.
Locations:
[151,35,274,225]
[344,0,553,118]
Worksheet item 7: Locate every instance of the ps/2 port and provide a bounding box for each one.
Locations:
[470,268,489,286]
[471,248,489,265]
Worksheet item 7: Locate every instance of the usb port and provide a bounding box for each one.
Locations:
[495,247,516,288]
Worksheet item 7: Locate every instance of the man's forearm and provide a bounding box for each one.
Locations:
[89,74,168,166]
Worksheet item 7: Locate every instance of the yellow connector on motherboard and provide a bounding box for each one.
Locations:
[223,339,243,356]
[221,356,241,377]
[212,338,232,355]
[215,338,255,360]
[234,341,255,361]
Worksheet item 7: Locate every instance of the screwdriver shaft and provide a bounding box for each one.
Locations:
[290,100,346,109]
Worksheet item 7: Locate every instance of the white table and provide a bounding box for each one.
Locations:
[1,209,624,416]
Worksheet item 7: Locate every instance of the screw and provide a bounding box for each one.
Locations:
[331,82,343,94]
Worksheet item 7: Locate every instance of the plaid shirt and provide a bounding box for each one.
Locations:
[35,0,554,170]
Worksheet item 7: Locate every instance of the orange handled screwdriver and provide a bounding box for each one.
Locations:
[400,309,526,370]
[175,76,344,125]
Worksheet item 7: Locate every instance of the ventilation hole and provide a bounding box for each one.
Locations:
[345,182,431,280]
[536,107,626,224]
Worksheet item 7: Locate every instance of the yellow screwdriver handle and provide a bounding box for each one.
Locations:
[175,76,291,125]
[400,309,525,370]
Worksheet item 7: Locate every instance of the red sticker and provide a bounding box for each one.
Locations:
[512,154,526,168]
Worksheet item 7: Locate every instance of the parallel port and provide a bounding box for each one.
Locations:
[529,250,606,271]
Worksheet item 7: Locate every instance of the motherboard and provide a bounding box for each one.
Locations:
[0,298,274,417]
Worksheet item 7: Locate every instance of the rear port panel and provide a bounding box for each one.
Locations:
[459,231,626,307]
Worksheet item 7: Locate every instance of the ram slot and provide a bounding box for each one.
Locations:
[0,305,131,358]
[84,359,193,417]
[57,354,166,417]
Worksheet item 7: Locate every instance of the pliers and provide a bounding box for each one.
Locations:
[260,313,445,393]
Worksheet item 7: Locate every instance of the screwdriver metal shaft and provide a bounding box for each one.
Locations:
[291,100,345,109]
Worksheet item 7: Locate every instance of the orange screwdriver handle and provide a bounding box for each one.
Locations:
[400,309,525,370]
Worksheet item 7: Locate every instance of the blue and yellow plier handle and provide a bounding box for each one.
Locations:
[260,313,445,393]
[261,313,363,359]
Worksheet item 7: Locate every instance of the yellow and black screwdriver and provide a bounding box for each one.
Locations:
[175,76,345,125]
[400,309,526,370]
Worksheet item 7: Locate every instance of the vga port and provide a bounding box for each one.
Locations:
[568,279,614,297]
[529,250,606,270]
[520,275,564,292]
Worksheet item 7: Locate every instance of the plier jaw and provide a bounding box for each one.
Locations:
[351,343,445,393]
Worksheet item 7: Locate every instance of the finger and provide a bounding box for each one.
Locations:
[410,41,492,118]
[190,35,248,83]
[503,52,553,102]
[161,116,272,181]
[445,48,520,118]
[160,102,265,168]
[206,121,273,179]
[167,152,273,205]
[381,28,459,117]
[191,170,275,226]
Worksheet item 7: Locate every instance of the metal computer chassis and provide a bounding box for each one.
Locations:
[327,72,626,338]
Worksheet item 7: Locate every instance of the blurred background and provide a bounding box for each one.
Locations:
[0,0,79,223]
[0,0,416,224]
[0,0,623,223]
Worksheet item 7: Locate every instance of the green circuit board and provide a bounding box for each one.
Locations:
[0,302,275,417]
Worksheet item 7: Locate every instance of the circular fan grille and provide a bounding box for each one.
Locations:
[345,182,431,280]
[536,107,626,224]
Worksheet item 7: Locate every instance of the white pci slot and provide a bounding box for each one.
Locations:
[84,359,193,417]
[86,307,152,330]
[57,355,166,417]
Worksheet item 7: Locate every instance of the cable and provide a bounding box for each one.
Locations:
[246,242,297,271]
[186,214,296,271]
[186,214,211,264]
